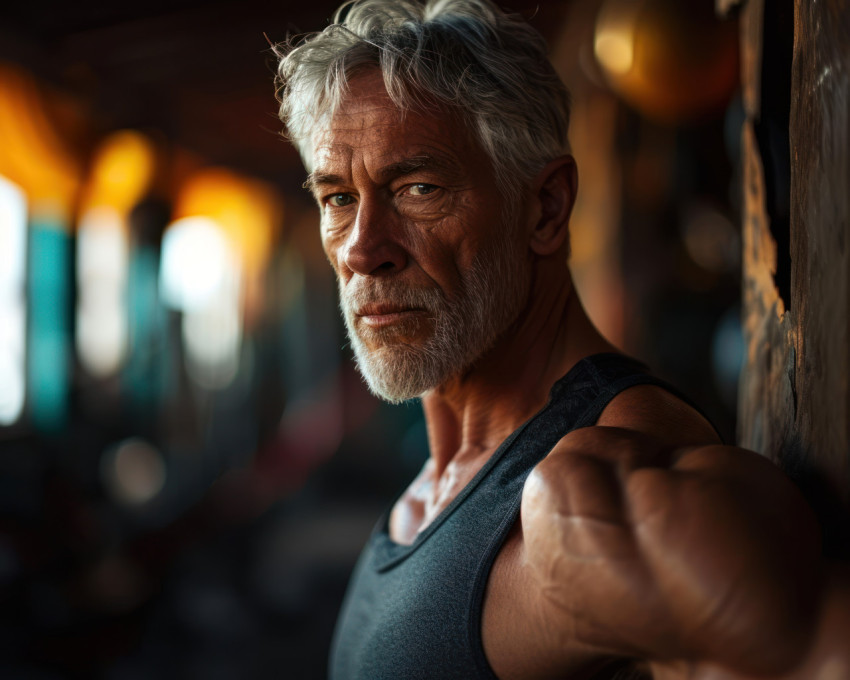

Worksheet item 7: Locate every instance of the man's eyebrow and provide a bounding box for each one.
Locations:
[302,172,345,196]
[302,154,455,196]
[376,155,444,182]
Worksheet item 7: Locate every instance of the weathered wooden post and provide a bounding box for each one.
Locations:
[732,0,850,551]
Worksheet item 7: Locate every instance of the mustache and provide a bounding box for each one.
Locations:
[341,279,443,315]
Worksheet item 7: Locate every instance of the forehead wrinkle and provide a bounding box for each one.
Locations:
[305,139,353,195]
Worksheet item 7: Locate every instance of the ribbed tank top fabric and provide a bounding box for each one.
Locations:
[329,353,712,680]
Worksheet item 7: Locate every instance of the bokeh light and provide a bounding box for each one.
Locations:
[0,64,80,213]
[0,175,28,426]
[594,0,738,123]
[81,130,156,213]
[76,207,129,377]
[160,217,235,314]
[76,131,157,378]
[101,437,167,506]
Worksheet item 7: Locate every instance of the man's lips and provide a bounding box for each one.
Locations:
[355,304,427,327]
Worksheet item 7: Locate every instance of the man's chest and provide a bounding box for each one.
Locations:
[388,454,492,544]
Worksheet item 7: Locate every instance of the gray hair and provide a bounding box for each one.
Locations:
[275,0,571,202]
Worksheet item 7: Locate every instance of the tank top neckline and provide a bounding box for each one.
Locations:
[371,352,639,570]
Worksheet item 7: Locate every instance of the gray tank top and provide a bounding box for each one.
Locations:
[330,353,707,679]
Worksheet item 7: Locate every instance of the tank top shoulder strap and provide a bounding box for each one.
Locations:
[552,353,720,439]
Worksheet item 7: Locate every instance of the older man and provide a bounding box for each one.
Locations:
[275,1,847,678]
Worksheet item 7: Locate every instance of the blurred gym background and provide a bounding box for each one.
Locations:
[0,0,744,677]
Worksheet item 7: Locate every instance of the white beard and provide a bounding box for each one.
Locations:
[340,226,529,403]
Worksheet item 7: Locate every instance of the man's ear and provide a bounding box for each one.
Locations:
[528,155,578,256]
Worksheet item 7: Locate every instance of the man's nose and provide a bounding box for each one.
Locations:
[340,197,408,277]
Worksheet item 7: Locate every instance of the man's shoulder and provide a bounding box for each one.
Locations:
[522,378,724,526]
[595,381,721,448]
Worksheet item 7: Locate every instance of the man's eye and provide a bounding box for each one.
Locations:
[327,193,355,207]
[406,184,438,197]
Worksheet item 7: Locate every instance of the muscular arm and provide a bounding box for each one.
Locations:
[520,427,823,675]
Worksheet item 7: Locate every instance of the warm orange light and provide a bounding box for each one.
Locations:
[594,31,634,76]
[81,130,156,215]
[594,0,739,124]
[0,63,81,218]
[594,4,641,77]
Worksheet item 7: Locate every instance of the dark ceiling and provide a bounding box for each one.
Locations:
[0,0,573,190]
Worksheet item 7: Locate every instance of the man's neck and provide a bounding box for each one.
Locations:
[420,270,616,477]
